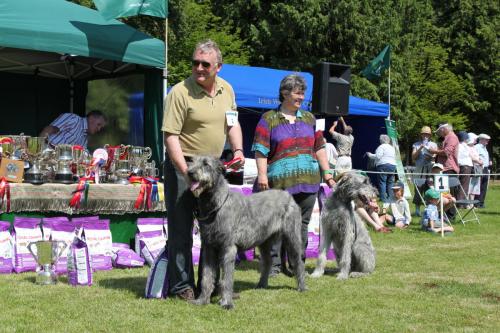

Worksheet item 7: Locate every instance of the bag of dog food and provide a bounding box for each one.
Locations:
[306,197,335,260]
[112,243,144,268]
[67,237,92,286]
[135,218,166,255]
[82,219,113,271]
[47,218,76,274]
[0,221,13,274]
[145,247,169,299]
[12,217,42,273]
[139,230,166,266]
[192,221,201,265]
[71,216,99,237]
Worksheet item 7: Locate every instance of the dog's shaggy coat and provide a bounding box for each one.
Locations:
[311,172,377,279]
[187,156,306,309]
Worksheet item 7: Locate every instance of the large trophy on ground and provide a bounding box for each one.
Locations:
[27,240,67,285]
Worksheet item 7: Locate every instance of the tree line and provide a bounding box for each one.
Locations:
[74,0,499,167]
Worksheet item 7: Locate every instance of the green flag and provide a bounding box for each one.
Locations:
[361,45,391,80]
[93,0,167,20]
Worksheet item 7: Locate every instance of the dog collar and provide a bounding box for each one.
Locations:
[194,191,230,224]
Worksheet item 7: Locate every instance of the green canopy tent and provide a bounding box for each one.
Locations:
[0,0,165,166]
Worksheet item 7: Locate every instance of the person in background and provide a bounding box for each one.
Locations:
[411,126,438,216]
[355,197,392,233]
[474,133,491,208]
[162,39,244,301]
[421,188,454,233]
[39,110,107,148]
[252,74,334,277]
[323,138,338,171]
[467,133,482,202]
[328,116,354,173]
[367,134,397,206]
[429,123,459,176]
[381,181,411,229]
[456,131,473,205]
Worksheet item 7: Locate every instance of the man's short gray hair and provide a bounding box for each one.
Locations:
[279,74,307,103]
[379,134,391,144]
[194,39,222,64]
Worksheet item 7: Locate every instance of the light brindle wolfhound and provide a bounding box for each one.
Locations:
[187,156,306,309]
[311,172,377,279]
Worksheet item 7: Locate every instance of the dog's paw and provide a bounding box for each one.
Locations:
[297,285,308,292]
[255,282,268,289]
[309,270,324,278]
[336,273,349,280]
[218,299,234,310]
[190,298,210,306]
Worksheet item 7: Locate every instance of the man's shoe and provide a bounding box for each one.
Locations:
[176,288,195,301]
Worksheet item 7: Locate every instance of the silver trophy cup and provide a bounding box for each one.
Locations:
[27,240,67,285]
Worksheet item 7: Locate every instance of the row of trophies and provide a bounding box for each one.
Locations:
[0,135,158,185]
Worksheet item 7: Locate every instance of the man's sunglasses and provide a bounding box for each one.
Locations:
[192,60,215,68]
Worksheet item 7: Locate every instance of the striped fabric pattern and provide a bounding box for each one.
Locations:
[48,113,88,147]
[252,109,324,194]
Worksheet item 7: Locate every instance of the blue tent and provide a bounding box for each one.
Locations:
[218,64,389,117]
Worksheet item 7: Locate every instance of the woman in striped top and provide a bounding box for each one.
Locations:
[252,74,333,277]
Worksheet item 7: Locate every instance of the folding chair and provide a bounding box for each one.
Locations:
[447,176,480,225]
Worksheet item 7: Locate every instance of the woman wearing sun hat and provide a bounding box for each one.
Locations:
[411,125,438,216]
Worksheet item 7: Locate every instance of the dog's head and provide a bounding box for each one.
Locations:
[186,156,226,197]
[334,172,378,204]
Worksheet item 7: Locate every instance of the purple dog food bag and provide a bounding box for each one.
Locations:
[48,218,76,274]
[67,237,92,286]
[111,243,144,268]
[145,247,169,299]
[71,216,99,237]
[135,218,166,254]
[0,221,13,274]
[192,224,201,266]
[139,230,166,266]
[12,217,42,273]
[82,219,113,271]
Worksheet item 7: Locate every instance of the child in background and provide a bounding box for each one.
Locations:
[421,188,454,233]
[382,181,412,229]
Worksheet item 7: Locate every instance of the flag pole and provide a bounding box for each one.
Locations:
[388,65,391,120]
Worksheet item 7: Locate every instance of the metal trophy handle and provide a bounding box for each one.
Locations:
[27,241,39,264]
[143,147,152,160]
[54,241,68,264]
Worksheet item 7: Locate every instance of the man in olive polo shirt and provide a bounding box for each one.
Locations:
[162,39,244,301]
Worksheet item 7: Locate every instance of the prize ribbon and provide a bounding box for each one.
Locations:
[70,177,93,209]
[0,177,10,212]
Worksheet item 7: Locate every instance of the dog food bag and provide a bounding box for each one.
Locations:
[71,216,99,238]
[0,221,13,274]
[192,225,202,266]
[41,217,70,241]
[49,218,76,275]
[145,247,169,299]
[67,237,92,286]
[135,218,166,254]
[112,243,144,268]
[12,217,42,273]
[82,219,113,271]
[139,230,166,266]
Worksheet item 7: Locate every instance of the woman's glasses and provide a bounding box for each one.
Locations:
[192,60,215,69]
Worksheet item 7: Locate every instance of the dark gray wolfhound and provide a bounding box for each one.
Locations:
[187,156,306,309]
[311,172,377,280]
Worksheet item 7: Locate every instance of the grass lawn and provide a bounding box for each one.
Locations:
[1,186,499,333]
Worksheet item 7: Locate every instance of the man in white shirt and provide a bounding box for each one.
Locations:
[474,133,491,208]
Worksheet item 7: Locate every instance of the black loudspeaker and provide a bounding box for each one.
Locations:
[312,62,351,116]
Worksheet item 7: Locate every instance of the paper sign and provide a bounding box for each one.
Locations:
[316,119,325,132]
[434,174,449,192]
[226,110,238,126]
